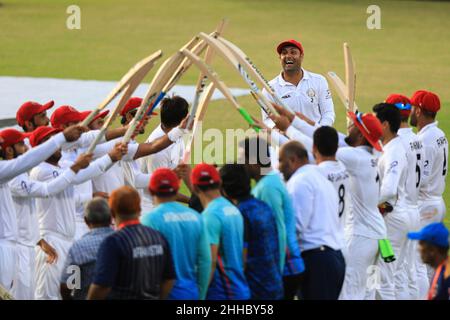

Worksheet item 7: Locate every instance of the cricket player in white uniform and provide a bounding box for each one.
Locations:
[140,96,190,212]
[372,103,410,300]
[258,106,387,300]
[0,125,84,294]
[1,129,92,299]
[262,39,335,169]
[409,90,448,281]
[29,126,127,300]
[385,94,426,299]
[50,105,132,240]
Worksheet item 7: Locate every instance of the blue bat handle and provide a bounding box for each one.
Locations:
[147,91,166,115]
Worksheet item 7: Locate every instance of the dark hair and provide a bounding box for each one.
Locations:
[239,136,271,167]
[282,140,309,161]
[313,126,338,157]
[160,96,189,128]
[372,103,401,133]
[421,109,437,119]
[219,164,251,200]
[120,109,138,125]
[195,183,220,192]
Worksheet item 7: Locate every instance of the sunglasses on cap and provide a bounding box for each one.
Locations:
[394,103,411,111]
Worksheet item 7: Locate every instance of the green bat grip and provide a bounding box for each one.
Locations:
[379,239,396,263]
[238,108,260,132]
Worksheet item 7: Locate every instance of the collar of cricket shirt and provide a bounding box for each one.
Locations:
[278,68,310,87]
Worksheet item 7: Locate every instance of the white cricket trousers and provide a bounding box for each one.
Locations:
[339,235,379,300]
[0,240,18,294]
[11,244,36,300]
[34,233,73,300]
[74,217,89,241]
[417,198,446,287]
[404,206,423,300]
[376,209,411,300]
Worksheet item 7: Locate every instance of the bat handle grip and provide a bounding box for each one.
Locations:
[238,108,260,133]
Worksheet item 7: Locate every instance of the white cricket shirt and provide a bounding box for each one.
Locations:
[262,69,335,128]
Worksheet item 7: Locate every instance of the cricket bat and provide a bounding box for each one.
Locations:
[326,42,358,131]
[122,36,201,143]
[197,32,276,115]
[182,82,216,163]
[181,48,259,132]
[186,19,228,130]
[85,50,163,153]
[80,50,163,127]
[217,36,292,114]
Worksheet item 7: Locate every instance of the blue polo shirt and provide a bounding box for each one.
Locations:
[203,197,250,300]
[237,196,283,300]
[141,202,211,300]
[252,171,305,276]
[92,223,176,299]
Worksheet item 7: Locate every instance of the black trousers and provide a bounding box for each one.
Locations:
[283,273,304,300]
[298,246,346,300]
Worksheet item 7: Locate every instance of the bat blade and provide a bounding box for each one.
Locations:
[344,42,356,113]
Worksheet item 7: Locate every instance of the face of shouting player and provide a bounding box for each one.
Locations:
[280,46,303,74]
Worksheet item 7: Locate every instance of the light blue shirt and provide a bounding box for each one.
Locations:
[141,202,211,300]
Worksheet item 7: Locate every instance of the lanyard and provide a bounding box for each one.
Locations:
[117,219,140,230]
[427,259,448,300]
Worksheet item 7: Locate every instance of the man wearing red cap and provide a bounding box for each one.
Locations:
[0,125,84,295]
[141,168,211,300]
[16,100,54,133]
[189,163,250,300]
[28,127,127,299]
[80,110,110,130]
[372,103,410,300]
[262,39,335,130]
[0,129,92,299]
[410,90,448,284]
[253,105,388,300]
[386,94,426,299]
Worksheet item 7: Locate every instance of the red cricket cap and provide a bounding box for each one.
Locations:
[277,39,304,55]
[348,111,383,152]
[191,163,221,186]
[410,90,428,107]
[148,168,180,194]
[121,97,157,117]
[0,129,31,149]
[16,100,54,127]
[80,110,110,125]
[418,91,440,113]
[29,126,62,147]
[50,105,84,129]
[385,93,412,117]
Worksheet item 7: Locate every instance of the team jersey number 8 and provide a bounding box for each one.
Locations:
[338,184,345,218]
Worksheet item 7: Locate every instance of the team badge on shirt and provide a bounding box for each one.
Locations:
[307,88,316,103]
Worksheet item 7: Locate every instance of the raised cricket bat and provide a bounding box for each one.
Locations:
[122,36,201,143]
[182,82,216,163]
[344,42,356,114]
[198,32,276,115]
[217,36,291,114]
[181,48,259,132]
[80,50,163,127]
[186,19,228,129]
[327,42,358,130]
[85,50,163,153]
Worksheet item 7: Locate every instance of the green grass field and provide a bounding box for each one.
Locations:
[1,0,449,226]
